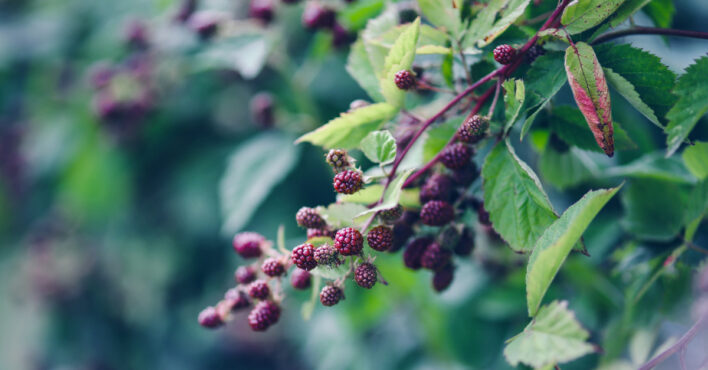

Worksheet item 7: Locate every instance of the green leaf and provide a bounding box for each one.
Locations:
[604,67,660,126]
[311,263,350,280]
[683,142,708,180]
[539,147,597,190]
[196,30,270,79]
[380,18,420,108]
[347,39,385,102]
[361,5,399,78]
[301,274,321,321]
[604,152,697,183]
[463,0,506,48]
[360,130,397,164]
[526,186,621,316]
[503,78,525,133]
[564,42,615,156]
[561,0,626,35]
[417,0,461,35]
[318,203,369,229]
[339,184,420,209]
[476,0,531,47]
[296,103,397,149]
[606,0,652,28]
[504,301,595,368]
[520,52,567,139]
[644,0,674,28]
[220,132,300,235]
[549,106,635,153]
[416,45,452,54]
[665,56,708,156]
[482,141,558,253]
[354,168,414,223]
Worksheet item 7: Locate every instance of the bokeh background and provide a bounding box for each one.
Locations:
[1,0,707,369]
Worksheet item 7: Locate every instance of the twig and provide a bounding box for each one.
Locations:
[486,79,502,119]
[456,39,474,85]
[638,315,708,370]
[592,26,708,45]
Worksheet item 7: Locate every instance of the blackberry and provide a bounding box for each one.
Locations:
[291,269,312,290]
[296,207,326,229]
[333,170,363,194]
[421,243,452,271]
[440,143,472,170]
[332,24,355,48]
[454,227,475,256]
[420,173,453,203]
[250,92,274,129]
[249,0,274,24]
[403,237,432,270]
[232,232,265,258]
[261,258,286,277]
[527,44,546,63]
[493,44,516,65]
[452,162,479,186]
[307,228,333,239]
[248,300,281,331]
[432,264,454,292]
[394,70,416,90]
[334,227,364,256]
[314,244,339,265]
[302,2,336,30]
[367,225,393,251]
[188,11,220,39]
[224,288,251,310]
[198,306,223,328]
[235,265,257,285]
[477,204,491,226]
[390,222,413,253]
[325,149,350,173]
[248,280,271,300]
[458,115,489,143]
[320,285,344,306]
[354,263,378,289]
[291,243,317,271]
[420,200,455,226]
[379,204,403,223]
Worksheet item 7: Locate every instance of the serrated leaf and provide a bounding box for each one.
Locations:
[296,103,397,149]
[520,52,567,139]
[380,18,420,108]
[526,186,621,316]
[564,42,614,156]
[220,133,300,235]
[463,0,506,48]
[503,79,525,133]
[360,130,397,164]
[318,203,369,229]
[477,0,531,47]
[665,56,708,156]
[354,168,414,223]
[683,142,708,180]
[417,0,461,35]
[549,106,635,153]
[339,184,420,209]
[482,141,558,253]
[347,39,385,102]
[604,67,660,126]
[504,301,595,368]
[561,0,626,35]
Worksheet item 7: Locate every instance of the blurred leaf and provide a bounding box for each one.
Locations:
[302,275,321,321]
[417,0,461,35]
[463,0,506,48]
[520,52,567,139]
[683,142,708,180]
[423,117,462,162]
[549,106,635,153]
[380,17,420,108]
[477,0,531,47]
[354,168,414,223]
[665,56,708,156]
[296,103,397,149]
[339,0,385,31]
[361,6,399,77]
[526,186,621,316]
[347,39,386,102]
[605,0,652,28]
[339,184,420,209]
[416,45,451,54]
[196,30,270,79]
[644,0,674,28]
[604,152,696,183]
[311,262,350,280]
[503,78,525,134]
[561,0,626,35]
[539,148,597,190]
[360,130,397,164]
[220,132,300,235]
[504,301,594,368]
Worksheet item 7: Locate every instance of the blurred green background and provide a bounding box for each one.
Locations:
[1,0,707,369]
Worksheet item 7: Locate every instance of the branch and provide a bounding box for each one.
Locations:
[638,315,707,370]
[592,26,708,45]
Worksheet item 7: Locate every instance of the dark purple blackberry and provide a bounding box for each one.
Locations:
[326,149,350,173]
[124,20,149,50]
[440,143,472,170]
[390,222,413,253]
[452,162,479,186]
[261,258,286,277]
[332,24,355,48]
[394,70,416,90]
[454,227,475,256]
[379,204,403,223]
[432,264,454,292]
[527,44,546,63]
[458,115,489,143]
[302,2,336,30]
[420,173,453,203]
[354,263,377,289]
[420,200,455,226]
[307,228,333,239]
[477,204,491,226]
[296,207,326,229]
[232,232,265,258]
[420,243,453,271]
[367,225,393,251]
[333,170,363,194]
[334,227,364,256]
[403,237,432,270]
[320,285,344,306]
[224,288,251,311]
[198,306,223,328]
[314,244,339,266]
[249,0,274,24]
[291,243,317,271]
[291,269,312,290]
[235,265,257,284]
[188,11,220,39]
[248,300,281,331]
[248,280,271,300]
[250,92,274,128]
[493,44,516,65]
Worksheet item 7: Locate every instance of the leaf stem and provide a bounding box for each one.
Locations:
[486,79,503,119]
[591,26,708,45]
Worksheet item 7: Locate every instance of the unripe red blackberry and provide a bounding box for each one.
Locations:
[249,0,274,24]
[334,227,364,256]
[325,149,350,173]
[367,225,393,251]
[198,306,223,328]
[390,222,413,253]
[452,162,479,186]
[235,265,257,284]
[527,44,546,63]
[420,173,453,203]
[232,232,265,258]
[291,268,312,290]
[379,204,403,223]
[440,143,472,170]
[314,244,339,265]
[307,228,333,239]
[493,44,516,65]
[296,207,326,229]
[421,243,452,271]
[302,2,336,30]
[354,263,377,289]
[320,285,344,306]
[333,170,363,194]
[261,258,286,277]
[403,237,432,270]
[420,200,455,226]
[292,243,317,271]
[224,288,251,310]
[248,300,281,331]
[432,264,454,292]
[394,69,416,90]
[458,115,489,143]
[248,280,271,300]
[250,92,274,129]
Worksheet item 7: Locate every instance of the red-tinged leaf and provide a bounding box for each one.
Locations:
[564,42,614,157]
